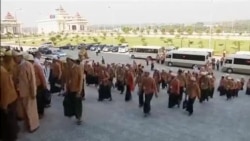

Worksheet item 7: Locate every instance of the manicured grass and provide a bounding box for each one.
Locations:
[6,36,250,55]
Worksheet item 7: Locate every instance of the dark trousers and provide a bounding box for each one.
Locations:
[219,86,226,96]
[98,84,112,101]
[187,97,195,114]
[226,90,232,100]
[200,89,208,103]
[116,80,124,94]
[66,92,82,119]
[161,80,167,89]
[125,84,132,101]
[0,101,19,141]
[143,93,153,114]
[168,93,179,108]
[179,86,184,102]
[138,89,144,107]
[151,64,154,71]
[208,88,214,98]
[36,85,45,115]
[246,88,250,95]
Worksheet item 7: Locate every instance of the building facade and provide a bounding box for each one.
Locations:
[37,6,88,34]
[1,12,22,35]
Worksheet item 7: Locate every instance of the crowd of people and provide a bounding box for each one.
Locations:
[0,47,250,141]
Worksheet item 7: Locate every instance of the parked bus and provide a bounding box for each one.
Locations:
[222,54,250,74]
[129,46,164,59]
[177,48,214,57]
[165,50,210,68]
[235,51,250,55]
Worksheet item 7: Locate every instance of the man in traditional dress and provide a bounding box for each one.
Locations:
[0,50,19,141]
[28,54,48,118]
[153,69,161,92]
[116,65,125,94]
[64,56,84,125]
[208,75,215,98]
[142,71,158,117]
[12,50,39,132]
[246,78,250,95]
[186,76,201,116]
[199,72,209,103]
[160,69,168,89]
[98,66,112,101]
[135,68,145,107]
[168,73,180,108]
[177,69,186,106]
[49,57,62,94]
[125,66,135,102]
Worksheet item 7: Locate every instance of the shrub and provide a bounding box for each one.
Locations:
[22,41,26,44]
[32,41,35,44]
[142,41,147,46]
[41,38,45,42]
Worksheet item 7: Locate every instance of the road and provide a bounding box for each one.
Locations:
[18,51,250,141]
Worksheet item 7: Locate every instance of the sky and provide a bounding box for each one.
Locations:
[2,0,250,27]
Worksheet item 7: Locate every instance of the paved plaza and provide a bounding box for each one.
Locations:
[18,51,250,141]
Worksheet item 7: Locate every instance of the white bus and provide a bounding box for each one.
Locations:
[165,50,210,68]
[129,46,164,59]
[235,51,250,55]
[177,48,214,57]
[222,54,250,74]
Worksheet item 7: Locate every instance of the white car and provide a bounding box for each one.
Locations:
[27,47,38,53]
[52,50,67,57]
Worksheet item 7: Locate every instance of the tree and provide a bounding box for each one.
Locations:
[49,37,57,44]
[121,27,130,34]
[132,29,137,35]
[168,28,175,35]
[198,40,204,48]
[6,32,12,40]
[142,41,147,46]
[186,27,193,35]
[119,37,126,44]
[153,29,158,34]
[160,28,166,35]
[56,34,61,40]
[146,30,150,35]
[215,28,222,34]
[93,37,99,43]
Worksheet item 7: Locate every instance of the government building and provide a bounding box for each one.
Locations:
[1,12,22,35]
[37,6,88,34]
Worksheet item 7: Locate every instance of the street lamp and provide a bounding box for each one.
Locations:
[208,0,214,49]
[108,5,115,45]
[15,8,22,47]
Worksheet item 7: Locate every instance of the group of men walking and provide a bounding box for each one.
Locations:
[1,47,250,141]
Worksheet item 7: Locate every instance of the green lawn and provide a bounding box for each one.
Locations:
[4,36,250,55]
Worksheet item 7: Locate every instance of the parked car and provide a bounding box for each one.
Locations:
[52,50,67,57]
[38,47,52,54]
[27,47,38,53]
[102,47,110,52]
[90,46,97,51]
[59,44,75,50]
[111,46,119,52]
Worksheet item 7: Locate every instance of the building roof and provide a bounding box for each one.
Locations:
[4,12,15,20]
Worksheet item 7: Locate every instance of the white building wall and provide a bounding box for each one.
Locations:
[38,20,59,34]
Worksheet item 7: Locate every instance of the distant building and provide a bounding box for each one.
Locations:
[1,12,22,35]
[37,6,88,34]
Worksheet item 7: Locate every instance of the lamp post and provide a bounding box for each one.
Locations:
[208,0,214,49]
[15,8,22,47]
[108,5,115,45]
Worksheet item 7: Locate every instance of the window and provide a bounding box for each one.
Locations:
[133,48,158,53]
[172,53,205,61]
[234,58,250,65]
[225,59,232,64]
[72,25,77,30]
[166,54,172,58]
